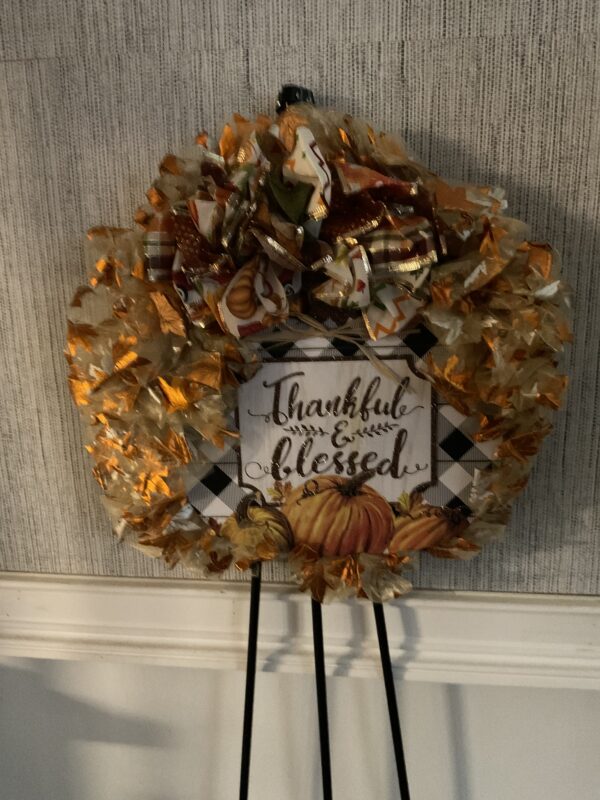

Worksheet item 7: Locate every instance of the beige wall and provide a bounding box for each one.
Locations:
[0,1,598,592]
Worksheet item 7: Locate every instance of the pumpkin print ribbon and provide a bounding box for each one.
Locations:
[218,256,289,338]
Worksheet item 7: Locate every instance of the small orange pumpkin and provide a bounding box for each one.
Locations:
[226,263,258,319]
[389,512,463,552]
[282,471,394,556]
[389,496,471,554]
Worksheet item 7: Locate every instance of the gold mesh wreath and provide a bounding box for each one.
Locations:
[66,103,571,602]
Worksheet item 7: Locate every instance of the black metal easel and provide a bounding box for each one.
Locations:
[237,579,411,799]
[237,85,411,799]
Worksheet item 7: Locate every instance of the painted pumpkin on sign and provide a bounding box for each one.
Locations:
[282,471,394,557]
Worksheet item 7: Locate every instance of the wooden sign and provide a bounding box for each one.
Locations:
[237,357,435,500]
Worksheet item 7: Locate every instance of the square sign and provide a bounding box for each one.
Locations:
[237,357,434,501]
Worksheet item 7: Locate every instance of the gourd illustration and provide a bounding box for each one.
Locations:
[222,493,293,562]
[282,471,394,557]
[389,493,470,553]
[225,262,258,319]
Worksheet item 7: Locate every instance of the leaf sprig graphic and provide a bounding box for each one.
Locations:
[354,421,399,439]
[283,424,329,437]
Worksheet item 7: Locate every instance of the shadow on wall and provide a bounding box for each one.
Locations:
[0,660,167,800]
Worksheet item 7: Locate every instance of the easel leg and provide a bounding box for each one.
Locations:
[373,602,411,799]
[239,562,262,800]
[312,598,333,800]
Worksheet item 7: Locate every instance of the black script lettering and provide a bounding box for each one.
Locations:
[376,458,390,475]
[390,378,409,419]
[271,436,293,480]
[360,451,379,472]
[389,428,408,478]
[331,419,352,448]
[325,395,342,415]
[342,378,361,418]
[376,429,408,477]
[332,451,345,474]
[260,372,305,425]
[346,450,360,476]
[287,380,331,422]
[358,377,381,421]
[312,453,330,474]
[306,398,325,417]
[244,462,270,481]
[296,437,314,477]
[287,380,300,422]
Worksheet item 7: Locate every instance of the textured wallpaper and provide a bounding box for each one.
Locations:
[0,0,598,593]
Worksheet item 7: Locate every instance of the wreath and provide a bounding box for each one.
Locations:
[66,93,571,602]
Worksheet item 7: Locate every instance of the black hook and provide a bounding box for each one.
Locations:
[276,84,315,114]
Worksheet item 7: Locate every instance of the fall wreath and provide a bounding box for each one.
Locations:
[66,92,571,602]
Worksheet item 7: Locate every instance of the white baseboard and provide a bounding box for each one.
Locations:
[0,573,598,689]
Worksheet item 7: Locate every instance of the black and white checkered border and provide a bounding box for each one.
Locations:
[188,324,499,520]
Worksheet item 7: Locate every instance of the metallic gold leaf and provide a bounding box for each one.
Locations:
[66,320,97,356]
[157,377,191,412]
[150,292,186,337]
